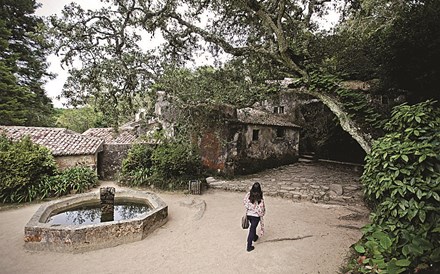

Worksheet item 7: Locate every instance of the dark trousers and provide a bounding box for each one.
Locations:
[247,215,260,249]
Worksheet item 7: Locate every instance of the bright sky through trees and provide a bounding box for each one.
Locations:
[36,0,339,108]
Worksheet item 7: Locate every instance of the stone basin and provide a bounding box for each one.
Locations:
[24,189,168,253]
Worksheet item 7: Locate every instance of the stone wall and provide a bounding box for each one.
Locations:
[98,144,132,180]
[55,154,98,171]
[234,124,299,174]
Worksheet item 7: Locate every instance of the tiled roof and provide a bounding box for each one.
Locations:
[237,108,300,128]
[82,128,138,144]
[0,126,103,156]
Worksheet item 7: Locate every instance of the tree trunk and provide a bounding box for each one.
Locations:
[289,87,373,154]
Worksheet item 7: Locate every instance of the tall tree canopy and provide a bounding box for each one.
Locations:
[0,0,55,126]
[49,0,439,152]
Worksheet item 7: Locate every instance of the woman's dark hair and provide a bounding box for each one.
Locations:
[249,182,263,204]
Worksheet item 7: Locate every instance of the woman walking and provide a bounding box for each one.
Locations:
[243,182,265,252]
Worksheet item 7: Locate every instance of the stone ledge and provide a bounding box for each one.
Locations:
[207,179,364,206]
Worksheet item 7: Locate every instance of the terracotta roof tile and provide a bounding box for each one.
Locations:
[82,128,138,144]
[0,126,103,156]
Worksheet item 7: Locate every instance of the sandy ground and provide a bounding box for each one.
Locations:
[0,183,369,274]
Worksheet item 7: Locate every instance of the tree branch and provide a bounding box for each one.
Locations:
[290,87,372,153]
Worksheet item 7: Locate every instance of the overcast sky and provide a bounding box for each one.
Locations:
[36,0,103,108]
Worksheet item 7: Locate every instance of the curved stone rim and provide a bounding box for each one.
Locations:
[24,189,168,253]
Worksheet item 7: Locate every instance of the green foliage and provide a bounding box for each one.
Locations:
[333,0,440,103]
[0,0,55,126]
[49,1,155,127]
[348,100,440,273]
[0,135,98,203]
[120,143,154,186]
[152,140,201,179]
[299,70,386,137]
[120,137,202,190]
[54,106,110,133]
[38,167,98,199]
[0,135,57,203]
[154,62,278,108]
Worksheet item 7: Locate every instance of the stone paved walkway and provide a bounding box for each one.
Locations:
[207,161,365,205]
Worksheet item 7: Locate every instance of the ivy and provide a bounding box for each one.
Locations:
[306,70,386,135]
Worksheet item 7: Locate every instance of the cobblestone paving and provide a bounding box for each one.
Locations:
[207,161,365,205]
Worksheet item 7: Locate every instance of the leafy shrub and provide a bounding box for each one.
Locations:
[121,144,154,175]
[38,167,98,199]
[120,144,154,186]
[349,100,440,273]
[152,141,201,179]
[0,135,57,203]
[120,139,202,190]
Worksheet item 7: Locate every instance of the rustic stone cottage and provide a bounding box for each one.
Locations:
[0,126,103,171]
[197,106,300,175]
[148,91,301,175]
[235,107,300,173]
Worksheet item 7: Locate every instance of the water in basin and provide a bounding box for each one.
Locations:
[47,202,151,225]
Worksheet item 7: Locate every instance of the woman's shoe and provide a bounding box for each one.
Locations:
[253,235,259,242]
[247,246,255,252]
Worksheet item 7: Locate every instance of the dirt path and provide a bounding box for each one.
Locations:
[0,184,369,274]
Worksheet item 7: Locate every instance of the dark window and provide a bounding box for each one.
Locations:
[276,127,285,138]
[252,129,259,141]
[273,106,284,114]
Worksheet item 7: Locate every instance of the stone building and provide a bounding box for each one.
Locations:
[198,106,300,175]
[0,126,103,171]
[148,91,301,175]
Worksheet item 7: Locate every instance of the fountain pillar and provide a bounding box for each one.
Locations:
[100,187,115,222]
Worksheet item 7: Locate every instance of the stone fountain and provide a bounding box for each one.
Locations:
[24,187,168,253]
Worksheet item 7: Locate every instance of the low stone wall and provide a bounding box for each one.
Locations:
[208,178,363,205]
[206,162,365,205]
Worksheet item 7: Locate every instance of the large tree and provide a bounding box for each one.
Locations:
[51,0,436,153]
[0,0,55,126]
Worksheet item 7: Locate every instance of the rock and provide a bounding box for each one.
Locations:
[206,177,216,184]
[329,184,343,195]
[280,186,296,191]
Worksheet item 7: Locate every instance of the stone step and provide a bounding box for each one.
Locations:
[300,154,315,159]
[299,154,315,163]
[298,158,314,163]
